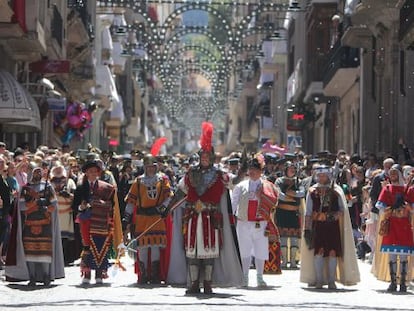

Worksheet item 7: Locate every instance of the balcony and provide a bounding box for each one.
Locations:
[323,40,360,96]
[341,25,372,49]
[0,1,48,61]
[400,1,414,47]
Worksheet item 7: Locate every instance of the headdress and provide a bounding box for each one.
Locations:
[198,121,215,164]
[150,137,168,156]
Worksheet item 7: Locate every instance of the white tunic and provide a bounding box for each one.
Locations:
[232,178,269,260]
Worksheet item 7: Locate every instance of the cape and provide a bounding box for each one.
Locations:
[167,190,243,287]
[299,183,360,286]
[5,199,65,282]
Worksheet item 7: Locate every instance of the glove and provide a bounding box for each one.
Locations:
[304,229,313,249]
[122,213,132,231]
[157,205,169,218]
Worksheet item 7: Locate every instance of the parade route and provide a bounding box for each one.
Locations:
[1,259,413,311]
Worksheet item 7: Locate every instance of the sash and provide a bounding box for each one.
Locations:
[257,180,280,242]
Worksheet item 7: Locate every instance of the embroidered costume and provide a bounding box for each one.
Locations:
[124,154,173,284]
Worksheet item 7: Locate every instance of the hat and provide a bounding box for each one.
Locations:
[51,165,67,178]
[248,153,265,170]
[228,158,239,165]
[82,160,102,172]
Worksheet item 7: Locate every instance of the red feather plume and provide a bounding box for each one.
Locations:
[200,121,214,152]
[150,137,168,156]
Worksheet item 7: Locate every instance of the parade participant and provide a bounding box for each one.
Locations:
[232,153,280,287]
[73,160,122,285]
[167,121,243,294]
[370,158,395,214]
[275,161,305,269]
[50,165,77,266]
[0,156,11,266]
[300,164,360,289]
[5,166,65,286]
[123,154,173,285]
[374,165,414,292]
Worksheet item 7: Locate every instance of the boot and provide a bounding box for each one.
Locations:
[151,261,160,284]
[256,274,267,288]
[80,247,91,284]
[280,244,288,269]
[138,261,148,285]
[314,255,324,289]
[400,261,408,292]
[203,264,213,294]
[81,270,91,285]
[95,269,103,284]
[290,246,299,269]
[242,273,249,288]
[186,265,200,294]
[387,261,397,292]
[328,257,337,289]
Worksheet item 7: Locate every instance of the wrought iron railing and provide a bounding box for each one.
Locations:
[322,40,360,86]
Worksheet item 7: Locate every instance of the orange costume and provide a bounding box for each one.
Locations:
[126,174,172,247]
[124,160,173,284]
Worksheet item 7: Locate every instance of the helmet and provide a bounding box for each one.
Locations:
[143,154,157,166]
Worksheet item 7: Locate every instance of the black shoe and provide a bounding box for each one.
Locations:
[203,280,213,294]
[387,283,397,292]
[28,280,36,287]
[400,284,407,292]
[186,281,200,295]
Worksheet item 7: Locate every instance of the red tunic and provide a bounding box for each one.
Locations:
[378,184,414,254]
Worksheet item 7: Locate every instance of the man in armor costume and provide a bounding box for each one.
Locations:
[232,153,280,287]
[275,161,305,269]
[123,154,173,285]
[300,165,360,289]
[374,165,414,292]
[5,167,65,286]
[167,121,243,294]
[74,160,123,285]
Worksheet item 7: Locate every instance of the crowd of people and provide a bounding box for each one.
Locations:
[0,131,413,294]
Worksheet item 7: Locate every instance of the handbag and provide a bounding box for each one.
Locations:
[378,217,390,236]
[379,207,392,236]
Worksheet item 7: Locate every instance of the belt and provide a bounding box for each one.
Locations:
[277,203,299,211]
[312,211,338,222]
[136,207,159,216]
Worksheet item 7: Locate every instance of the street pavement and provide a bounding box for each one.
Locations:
[1,258,413,311]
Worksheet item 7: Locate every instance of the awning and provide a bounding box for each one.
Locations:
[110,95,125,123]
[95,64,120,109]
[4,88,41,132]
[0,70,40,126]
